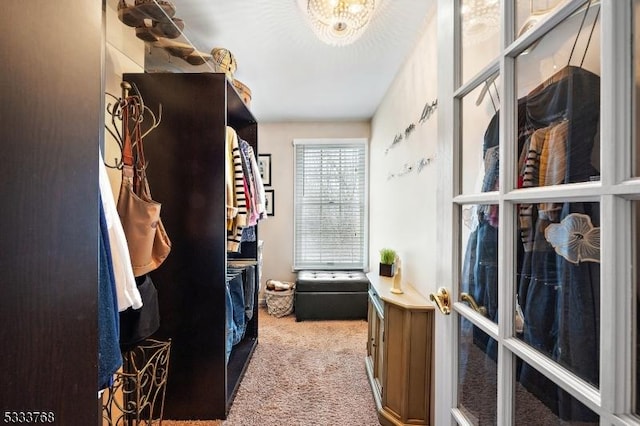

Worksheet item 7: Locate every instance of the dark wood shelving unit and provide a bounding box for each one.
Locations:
[125,72,259,420]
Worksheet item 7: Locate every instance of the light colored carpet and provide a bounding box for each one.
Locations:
[163,307,378,426]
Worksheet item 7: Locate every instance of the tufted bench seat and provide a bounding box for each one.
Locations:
[295,270,369,321]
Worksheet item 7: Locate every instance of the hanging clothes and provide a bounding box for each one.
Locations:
[460,110,500,359]
[226,127,248,252]
[224,281,235,364]
[248,145,267,220]
[225,130,239,228]
[224,266,257,363]
[516,65,600,422]
[239,139,257,243]
[238,139,255,221]
[226,128,267,251]
[99,150,142,311]
[465,65,600,421]
[239,139,267,243]
[98,198,123,390]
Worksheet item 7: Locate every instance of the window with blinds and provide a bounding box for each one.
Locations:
[293,138,368,270]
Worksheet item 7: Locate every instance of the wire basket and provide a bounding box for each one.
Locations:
[265,286,295,317]
[102,338,172,425]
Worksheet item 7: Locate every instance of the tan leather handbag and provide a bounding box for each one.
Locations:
[117,98,171,276]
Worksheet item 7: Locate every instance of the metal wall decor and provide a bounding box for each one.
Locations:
[419,99,438,124]
[385,98,438,155]
[387,157,433,180]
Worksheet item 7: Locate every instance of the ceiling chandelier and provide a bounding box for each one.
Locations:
[305,0,377,46]
[461,0,500,46]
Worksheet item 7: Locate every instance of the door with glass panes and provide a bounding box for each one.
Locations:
[434,1,640,424]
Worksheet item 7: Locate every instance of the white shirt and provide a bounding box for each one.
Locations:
[99,149,142,311]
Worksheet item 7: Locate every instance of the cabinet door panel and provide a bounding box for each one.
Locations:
[376,316,385,389]
[383,304,406,418]
[407,311,432,421]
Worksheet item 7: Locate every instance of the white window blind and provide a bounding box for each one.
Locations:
[293,139,368,270]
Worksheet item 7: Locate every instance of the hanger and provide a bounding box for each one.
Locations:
[575,1,600,69]
[522,0,600,59]
[104,92,126,169]
[476,73,500,112]
[126,82,163,140]
[527,65,574,97]
[138,103,163,140]
[475,73,499,107]
[566,0,599,68]
[103,81,162,169]
[526,1,600,97]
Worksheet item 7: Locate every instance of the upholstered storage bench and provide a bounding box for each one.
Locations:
[295,271,369,321]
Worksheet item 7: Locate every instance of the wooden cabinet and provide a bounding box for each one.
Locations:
[366,274,434,426]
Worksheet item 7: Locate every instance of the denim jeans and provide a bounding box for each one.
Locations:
[229,274,246,346]
[225,272,247,362]
[224,282,235,363]
[462,220,499,361]
[243,265,256,320]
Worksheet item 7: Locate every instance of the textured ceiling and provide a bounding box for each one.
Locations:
[144,0,435,122]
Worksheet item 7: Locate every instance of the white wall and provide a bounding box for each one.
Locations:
[257,121,371,286]
[104,0,146,200]
[368,13,438,298]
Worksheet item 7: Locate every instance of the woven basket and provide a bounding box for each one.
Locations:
[265,287,295,318]
[232,79,252,108]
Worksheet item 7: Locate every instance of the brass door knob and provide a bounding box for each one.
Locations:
[429,287,451,315]
[460,292,487,316]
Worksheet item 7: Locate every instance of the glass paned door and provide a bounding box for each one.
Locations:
[458,317,498,424]
[436,0,640,424]
[514,356,599,424]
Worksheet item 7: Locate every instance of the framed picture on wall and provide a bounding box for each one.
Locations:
[265,189,275,216]
[258,154,272,186]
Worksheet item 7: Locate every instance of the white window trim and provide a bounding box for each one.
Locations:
[292,137,369,271]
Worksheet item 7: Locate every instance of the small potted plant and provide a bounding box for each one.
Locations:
[379,248,397,277]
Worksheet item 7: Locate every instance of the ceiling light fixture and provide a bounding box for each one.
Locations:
[304,0,377,46]
[461,0,500,46]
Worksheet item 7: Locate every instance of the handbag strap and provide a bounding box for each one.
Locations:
[121,97,136,179]
[120,93,155,198]
[128,99,154,199]
[132,103,148,196]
